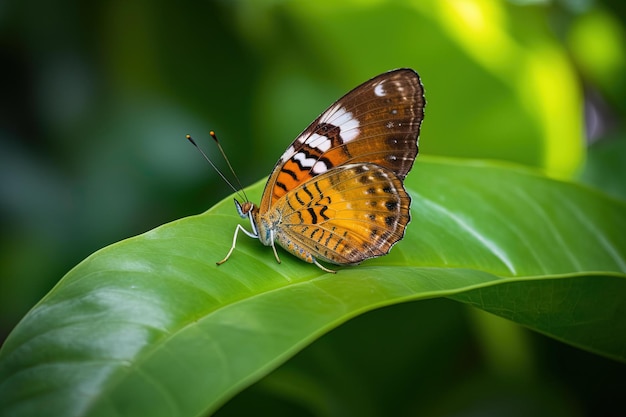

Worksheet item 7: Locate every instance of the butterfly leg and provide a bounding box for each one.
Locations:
[312,258,337,274]
[217,224,259,265]
[272,229,337,273]
[269,230,282,264]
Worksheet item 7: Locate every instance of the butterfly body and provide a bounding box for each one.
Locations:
[220,69,425,273]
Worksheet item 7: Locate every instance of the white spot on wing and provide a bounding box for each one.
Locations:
[319,104,360,143]
[312,160,328,174]
[305,133,331,152]
[319,103,339,124]
[342,123,360,142]
[280,145,296,163]
[374,81,386,97]
[293,151,316,168]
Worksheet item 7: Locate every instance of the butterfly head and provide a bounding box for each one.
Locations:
[234,199,256,218]
[234,198,261,239]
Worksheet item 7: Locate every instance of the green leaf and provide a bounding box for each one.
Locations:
[0,157,624,417]
[450,274,626,362]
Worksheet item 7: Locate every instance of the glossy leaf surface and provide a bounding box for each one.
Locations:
[0,158,624,417]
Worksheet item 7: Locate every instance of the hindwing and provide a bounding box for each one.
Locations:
[272,163,411,265]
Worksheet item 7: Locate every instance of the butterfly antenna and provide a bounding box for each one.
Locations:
[185,134,246,201]
[208,131,249,202]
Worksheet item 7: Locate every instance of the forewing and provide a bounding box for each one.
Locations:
[260,69,424,213]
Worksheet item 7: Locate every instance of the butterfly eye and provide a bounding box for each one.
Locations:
[235,200,255,217]
[234,200,253,217]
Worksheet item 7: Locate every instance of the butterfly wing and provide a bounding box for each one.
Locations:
[266,163,410,266]
[259,68,425,214]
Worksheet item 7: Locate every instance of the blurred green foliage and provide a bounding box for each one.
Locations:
[1,0,625,415]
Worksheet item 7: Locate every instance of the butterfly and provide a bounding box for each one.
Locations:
[217,68,425,273]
